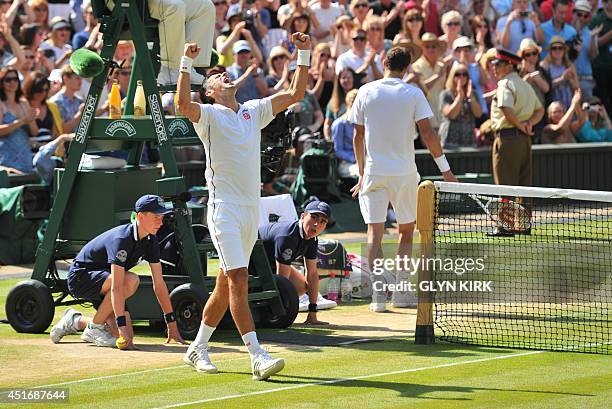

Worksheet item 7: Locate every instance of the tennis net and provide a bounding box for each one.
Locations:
[416,181,612,354]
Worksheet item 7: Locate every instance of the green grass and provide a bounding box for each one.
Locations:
[2,277,612,408]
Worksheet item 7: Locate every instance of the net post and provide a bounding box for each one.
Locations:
[415,180,436,344]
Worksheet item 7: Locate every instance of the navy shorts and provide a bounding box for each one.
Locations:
[67,266,110,309]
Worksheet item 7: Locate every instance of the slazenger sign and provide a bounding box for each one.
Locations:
[148,94,168,143]
[168,119,190,137]
[75,94,98,143]
[104,120,136,137]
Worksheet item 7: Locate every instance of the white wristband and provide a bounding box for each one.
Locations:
[297,49,311,67]
[434,154,451,173]
[180,56,193,74]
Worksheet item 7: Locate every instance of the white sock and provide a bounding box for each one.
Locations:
[193,322,215,347]
[241,331,262,356]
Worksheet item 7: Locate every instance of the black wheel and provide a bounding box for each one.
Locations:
[169,283,209,340]
[6,279,55,333]
[264,275,299,328]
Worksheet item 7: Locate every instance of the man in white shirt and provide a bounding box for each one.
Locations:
[336,28,383,83]
[348,45,457,313]
[311,0,344,43]
[176,32,312,381]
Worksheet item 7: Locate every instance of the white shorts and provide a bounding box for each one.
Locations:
[207,202,259,273]
[358,173,420,224]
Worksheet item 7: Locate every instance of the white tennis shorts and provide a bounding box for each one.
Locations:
[207,202,259,273]
[358,172,420,224]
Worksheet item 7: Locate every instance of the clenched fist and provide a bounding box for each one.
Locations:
[184,43,201,59]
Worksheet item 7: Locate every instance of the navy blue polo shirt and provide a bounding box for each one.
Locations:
[73,222,161,271]
[258,220,318,267]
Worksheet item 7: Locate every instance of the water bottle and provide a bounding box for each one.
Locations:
[341,272,352,303]
[327,273,339,303]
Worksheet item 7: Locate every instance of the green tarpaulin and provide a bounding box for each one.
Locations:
[0,186,40,264]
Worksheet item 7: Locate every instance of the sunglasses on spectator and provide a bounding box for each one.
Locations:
[3,76,19,83]
[522,51,538,58]
[550,46,565,51]
[424,44,438,49]
[407,16,424,22]
[354,3,368,8]
[35,86,50,93]
[1,1,12,4]
[369,26,383,31]
[25,55,35,59]
[319,53,331,58]
[455,72,468,77]
[352,36,366,41]
[478,24,488,29]
[272,55,287,61]
[574,11,589,18]
[447,21,461,26]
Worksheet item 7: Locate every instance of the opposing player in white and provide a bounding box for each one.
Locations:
[348,46,457,312]
[176,33,312,380]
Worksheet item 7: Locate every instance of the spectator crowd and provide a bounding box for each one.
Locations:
[0,0,610,189]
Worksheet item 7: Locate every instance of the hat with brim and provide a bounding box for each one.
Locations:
[421,32,445,48]
[50,17,71,31]
[517,38,542,58]
[573,0,591,13]
[479,47,498,70]
[452,36,473,50]
[304,200,334,225]
[70,48,105,78]
[135,195,171,215]
[490,48,522,65]
[548,36,566,50]
[391,39,422,62]
[233,40,251,54]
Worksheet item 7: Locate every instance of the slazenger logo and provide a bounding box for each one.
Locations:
[168,119,190,137]
[75,94,97,143]
[104,120,136,137]
[148,94,168,142]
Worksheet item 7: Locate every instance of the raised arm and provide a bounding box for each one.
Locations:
[176,43,203,123]
[271,33,311,116]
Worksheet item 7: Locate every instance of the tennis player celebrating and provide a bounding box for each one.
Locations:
[176,33,311,381]
[348,45,457,312]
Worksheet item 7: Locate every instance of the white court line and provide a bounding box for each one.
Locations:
[152,350,545,409]
[35,347,317,388]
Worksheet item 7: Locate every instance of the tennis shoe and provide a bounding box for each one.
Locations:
[251,350,285,381]
[184,343,218,373]
[81,322,117,347]
[50,308,81,343]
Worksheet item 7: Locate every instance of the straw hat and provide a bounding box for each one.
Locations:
[480,47,498,70]
[391,38,423,62]
[548,35,566,50]
[517,38,542,58]
[420,32,445,48]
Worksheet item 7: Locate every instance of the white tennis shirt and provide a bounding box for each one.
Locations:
[193,97,275,205]
[348,77,433,176]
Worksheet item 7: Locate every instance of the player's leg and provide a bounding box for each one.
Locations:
[358,174,391,312]
[184,0,215,67]
[185,203,243,373]
[390,174,418,307]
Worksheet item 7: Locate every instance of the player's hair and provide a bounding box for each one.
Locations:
[385,46,412,72]
[199,75,216,105]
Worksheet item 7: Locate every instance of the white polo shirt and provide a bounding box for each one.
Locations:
[193,97,275,206]
[348,77,433,176]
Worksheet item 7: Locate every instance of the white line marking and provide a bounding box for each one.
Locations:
[152,350,545,409]
[35,347,317,388]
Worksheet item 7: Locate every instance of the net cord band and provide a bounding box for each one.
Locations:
[434,182,612,203]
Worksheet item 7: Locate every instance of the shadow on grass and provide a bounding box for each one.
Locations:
[258,374,594,400]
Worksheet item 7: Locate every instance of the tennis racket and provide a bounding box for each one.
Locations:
[468,194,531,232]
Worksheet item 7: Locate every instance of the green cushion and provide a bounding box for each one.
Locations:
[70,49,105,78]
